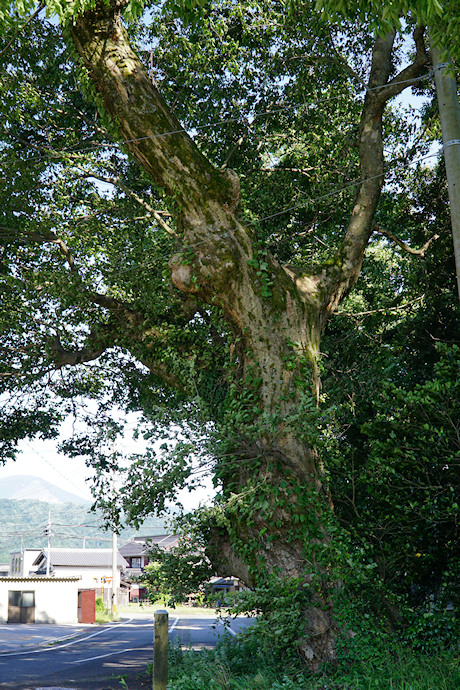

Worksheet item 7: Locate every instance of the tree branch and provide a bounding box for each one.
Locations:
[318,33,396,318]
[318,28,429,321]
[50,334,106,368]
[69,0,239,219]
[335,295,425,318]
[0,4,45,59]
[0,224,55,243]
[374,26,429,105]
[259,166,315,178]
[72,164,178,238]
[373,224,439,257]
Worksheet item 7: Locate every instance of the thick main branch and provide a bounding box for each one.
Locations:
[69,0,237,218]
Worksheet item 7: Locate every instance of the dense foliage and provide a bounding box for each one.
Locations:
[0,0,458,672]
[165,638,459,689]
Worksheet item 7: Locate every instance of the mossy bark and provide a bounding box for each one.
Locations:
[69,3,428,670]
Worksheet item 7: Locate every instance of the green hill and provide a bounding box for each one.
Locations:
[0,498,168,563]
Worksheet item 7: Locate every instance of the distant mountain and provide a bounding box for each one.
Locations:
[0,496,168,563]
[0,475,90,504]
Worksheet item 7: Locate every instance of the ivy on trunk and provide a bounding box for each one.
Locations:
[63,1,430,669]
[0,0,442,671]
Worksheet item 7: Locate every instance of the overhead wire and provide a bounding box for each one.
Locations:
[0,144,442,284]
[0,19,446,544]
[0,48,442,347]
[0,60,438,266]
[0,71,433,169]
[84,147,441,289]
[22,440,92,501]
[247,150,440,226]
[0,52,437,278]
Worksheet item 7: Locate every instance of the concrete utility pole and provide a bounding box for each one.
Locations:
[112,528,119,617]
[45,511,51,577]
[431,42,460,301]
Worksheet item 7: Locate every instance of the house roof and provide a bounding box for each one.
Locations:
[32,549,128,568]
[119,541,149,558]
[120,534,180,558]
[0,576,80,582]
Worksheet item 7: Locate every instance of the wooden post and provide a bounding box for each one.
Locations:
[153,609,168,690]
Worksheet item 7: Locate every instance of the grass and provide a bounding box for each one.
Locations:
[95,607,118,624]
[166,643,460,690]
[117,603,459,688]
[95,597,121,624]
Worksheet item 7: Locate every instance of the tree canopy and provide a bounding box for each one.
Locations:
[1,0,459,671]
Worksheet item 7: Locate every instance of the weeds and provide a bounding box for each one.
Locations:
[95,597,120,624]
[166,636,459,689]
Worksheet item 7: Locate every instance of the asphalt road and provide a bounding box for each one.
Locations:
[0,614,254,690]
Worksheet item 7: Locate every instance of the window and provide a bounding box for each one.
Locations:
[21,592,35,608]
[9,591,35,608]
[8,591,35,623]
[8,591,21,607]
[130,557,141,568]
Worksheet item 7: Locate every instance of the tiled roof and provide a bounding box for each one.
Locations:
[119,542,149,558]
[0,576,79,582]
[32,549,128,568]
[120,534,180,557]
[136,534,180,546]
[150,534,180,548]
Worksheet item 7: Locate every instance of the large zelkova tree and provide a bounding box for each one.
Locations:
[0,0,457,669]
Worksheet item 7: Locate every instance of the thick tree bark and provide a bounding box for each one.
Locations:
[68,3,428,670]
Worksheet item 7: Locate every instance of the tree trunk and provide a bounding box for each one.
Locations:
[68,2,428,670]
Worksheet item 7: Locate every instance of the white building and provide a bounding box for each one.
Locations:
[9,549,42,577]
[32,548,128,589]
[0,577,80,624]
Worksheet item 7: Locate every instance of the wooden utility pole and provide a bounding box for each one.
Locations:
[111,459,120,618]
[431,43,460,300]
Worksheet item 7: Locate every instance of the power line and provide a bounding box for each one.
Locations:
[0,145,442,285]
[248,150,440,226]
[0,73,432,168]
[113,73,433,149]
[22,440,92,501]
[92,148,440,279]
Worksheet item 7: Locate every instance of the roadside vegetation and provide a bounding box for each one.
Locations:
[166,636,459,690]
[121,599,459,688]
[118,601,221,618]
[95,597,119,624]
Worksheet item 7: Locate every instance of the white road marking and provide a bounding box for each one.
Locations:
[70,646,151,664]
[169,616,180,632]
[0,618,134,657]
[72,617,180,663]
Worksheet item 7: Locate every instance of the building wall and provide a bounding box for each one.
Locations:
[9,550,42,577]
[51,565,123,589]
[0,577,80,624]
